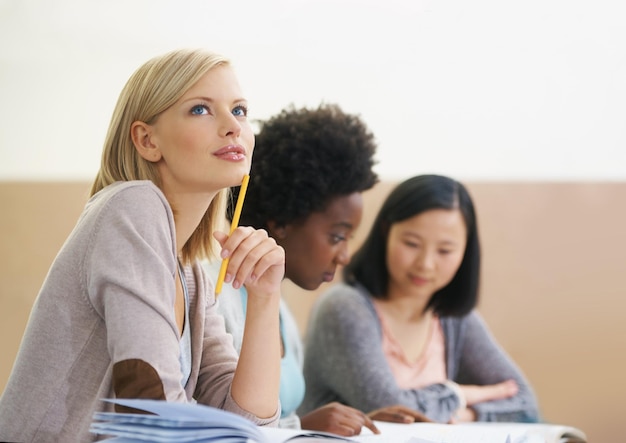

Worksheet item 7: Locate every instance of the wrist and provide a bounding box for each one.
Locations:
[245,288,282,308]
[445,380,467,411]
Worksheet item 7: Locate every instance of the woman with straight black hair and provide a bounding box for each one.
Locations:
[300,174,540,424]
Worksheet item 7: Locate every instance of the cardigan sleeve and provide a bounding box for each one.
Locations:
[451,311,541,422]
[300,284,462,423]
[85,183,187,403]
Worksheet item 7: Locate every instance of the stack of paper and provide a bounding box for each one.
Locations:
[91,399,586,443]
[91,398,267,442]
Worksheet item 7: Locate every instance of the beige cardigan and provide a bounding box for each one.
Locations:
[0,181,278,442]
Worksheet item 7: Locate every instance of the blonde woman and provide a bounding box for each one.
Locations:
[0,49,284,442]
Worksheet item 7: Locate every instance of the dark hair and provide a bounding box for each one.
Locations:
[230,103,379,227]
[344,174,480,316]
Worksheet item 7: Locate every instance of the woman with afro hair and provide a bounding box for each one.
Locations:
[205,103,430,436]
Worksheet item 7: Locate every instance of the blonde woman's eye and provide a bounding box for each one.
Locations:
[232,105,248,117]
[191,104,209,115]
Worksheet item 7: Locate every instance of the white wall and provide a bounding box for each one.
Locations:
[1,0,625,181]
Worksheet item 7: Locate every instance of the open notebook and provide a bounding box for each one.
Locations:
[91,399,586,443]
[91,399,353,442]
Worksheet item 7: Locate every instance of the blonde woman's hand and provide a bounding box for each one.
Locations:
[213,226,285,297]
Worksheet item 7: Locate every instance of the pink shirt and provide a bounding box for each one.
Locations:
[373,303,447,389]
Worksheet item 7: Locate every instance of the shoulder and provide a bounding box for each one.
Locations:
[306,283,383,350]
[85,181,172,232]
[317,282,372,311]
[439,310,490,345]
[311,282,377,328]
[440,309,483,327]
[82,181,175,258]
[455,310,487,330]
[89,181,169,215]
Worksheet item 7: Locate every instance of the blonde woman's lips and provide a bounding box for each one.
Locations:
[214,145,245,161]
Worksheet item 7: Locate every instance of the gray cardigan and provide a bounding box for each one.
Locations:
[299,282,540,423]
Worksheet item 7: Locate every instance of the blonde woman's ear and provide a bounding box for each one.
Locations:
[131,120,162,162]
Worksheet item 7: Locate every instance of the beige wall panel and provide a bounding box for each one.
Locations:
[1,180,624,442]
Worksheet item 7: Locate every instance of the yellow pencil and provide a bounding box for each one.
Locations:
[215,174,250,296]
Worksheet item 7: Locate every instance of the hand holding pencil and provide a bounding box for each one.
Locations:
[213,175,285,298]
[215,174,250,295]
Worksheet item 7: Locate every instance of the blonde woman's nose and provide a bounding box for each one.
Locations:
[218,111,242,138]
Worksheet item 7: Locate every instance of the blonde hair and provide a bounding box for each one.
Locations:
[90,48,231,263]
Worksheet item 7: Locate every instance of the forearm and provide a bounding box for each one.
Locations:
[470,383,540,422]
[455,312,541,422]
[232,291,281,418]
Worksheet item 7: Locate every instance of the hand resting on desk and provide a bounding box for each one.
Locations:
[452,379,519,423]
[300,402,432,437]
